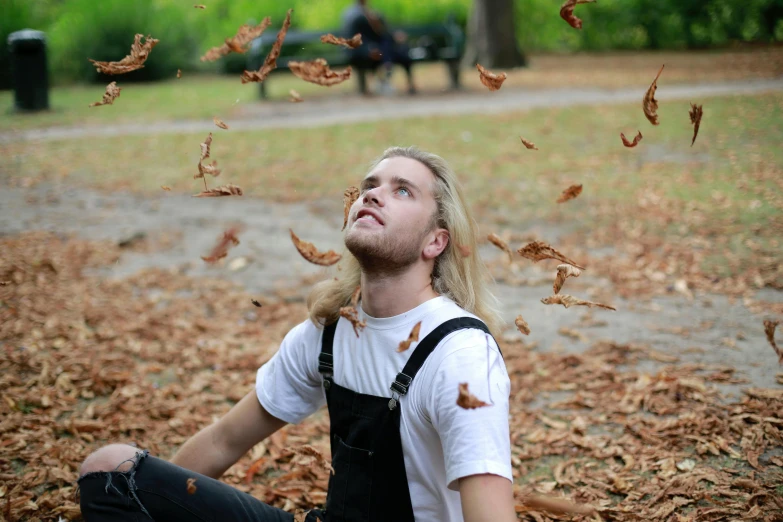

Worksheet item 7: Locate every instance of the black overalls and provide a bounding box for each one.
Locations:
[317,316,500,522]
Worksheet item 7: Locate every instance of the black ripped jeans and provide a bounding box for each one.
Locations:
[77,450,324,521]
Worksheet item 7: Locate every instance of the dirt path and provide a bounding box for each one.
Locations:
[3,182,780,398]
[3,77,782,143]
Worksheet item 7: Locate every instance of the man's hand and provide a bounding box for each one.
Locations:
[459,474,517,522]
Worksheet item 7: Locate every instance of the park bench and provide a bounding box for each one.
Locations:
[247,18,465,99]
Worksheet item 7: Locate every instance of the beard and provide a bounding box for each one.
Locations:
[345,224,429,276]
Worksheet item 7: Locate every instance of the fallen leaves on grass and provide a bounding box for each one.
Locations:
[457,383,490,409]
[643,65,665,125]
[559,0,596,30]
[476,63,506,91]
[287,445,335,475]
[186,478,197,494]
[289,89,304,102]
[518,241,585,270]
[89,34,159,74]
[621,131,643,148]
[320,33,362,49]
[553,264,581,294]
[342,187,359,231]
[201,227,242,263]
[520,137,539,150]
[289,229,341,266]
[515,315,530,335]
[192,184,243,197]
[689,103,703,146]
[288,58,352,86]
[397,321,422,352]
[241,9,292,84]
[213,117,229,130]
[89,82,121,107]
[541,294,616,311]
[201,18,271,62]
[556,184,582,204]
[764,320,782,364]
[488,233,513,262]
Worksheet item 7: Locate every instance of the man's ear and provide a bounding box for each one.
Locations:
[423,228,450,261]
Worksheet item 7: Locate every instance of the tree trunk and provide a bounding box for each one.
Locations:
[462,0,526,69]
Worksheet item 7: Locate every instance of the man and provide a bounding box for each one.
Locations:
[77,146,516,521]
[341,0,416,95]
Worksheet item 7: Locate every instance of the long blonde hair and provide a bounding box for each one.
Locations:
[307,146,503,334]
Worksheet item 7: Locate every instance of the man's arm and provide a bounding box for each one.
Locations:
[169,390,287,478]
[460,474,517,522]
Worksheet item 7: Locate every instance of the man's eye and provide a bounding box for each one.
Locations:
[397,187,411,196]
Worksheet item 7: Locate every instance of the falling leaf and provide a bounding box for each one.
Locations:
[186,477,197,494]
[194,4,206,8]
[488,233,513,262]
[287,445,335,475]
[177,69,182,78]
[201,227,242,263]
[522,495,595,515]
[457,244,471,257]
[251,299,262,307]
[515,315,530,335]
[689,103,703,146]
[476,63,506,91]
[213,117,229,130]
[340,305,365,337]
[621,131,643,148]
[161,185,171,191]
[397,321,422,352]
[553,264,582,294]
[192,184,243,197]
[518,241,585,270]
[241,9,293,83]
[520,137,539,150]
[89,82,121,107]
[559,0,596,29]
[643,65,665,125]
[289,89,304,102]
[541,294,616,311]
[195,133,223,182]
[288,58,352,86]
[320,33,362,49]
[556,184,583,204]
[764,320,782,364]
[201,18,271,62]
[289,229,342,266]
[350,285,361,307]
[89,34,159,74]
[342,186,359,231]
[457,382,490,409]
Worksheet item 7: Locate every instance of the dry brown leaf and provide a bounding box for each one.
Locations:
[287,445,335,475]
[689,103,703,146]
[621,131,643,148]
[89,82,121,107]
[192,184,243,198]
[457,383,490,409]
[342,186,360,231]
[241,9,292,83]
[251,299,262,307]
[476,63,506,91]
[522,495,595,515]
[397,321,422,352]
[201,18,271,62]
[553,264,581,294]
[195,133,223,183]
[350,285,361,308]
[186,478,197,494]
[556,184,583,204]
[340,305,366,337]
[515,315,530,335]
[177,69,182,78]
[488,233,513,262]
[643,64,665,125]
[161,185,171,191]
[320,33,362,49]
[541,294,616,311]
[89,34,159,74]
[764,320,782,364]
[518,241,585,270]
[201,227,242,263]
[457,244,471,257]
[520,137,539,150]
[559,0,596,29]
[194,4,206,8]
[288,58,352,86]
[289,89,304,102]
[213,117,229,130]
[289,229,342,266]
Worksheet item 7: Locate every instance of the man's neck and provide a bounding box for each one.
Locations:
[360,269,439,318]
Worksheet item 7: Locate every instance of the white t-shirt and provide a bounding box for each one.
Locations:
[255,296,512,521]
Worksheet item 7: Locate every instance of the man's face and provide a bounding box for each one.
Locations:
[344,156,441,272]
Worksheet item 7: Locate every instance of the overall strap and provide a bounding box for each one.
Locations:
[390,317,497,402]
[318,320,338,377]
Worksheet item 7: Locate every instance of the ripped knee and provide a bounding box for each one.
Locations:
[79,443,144,477]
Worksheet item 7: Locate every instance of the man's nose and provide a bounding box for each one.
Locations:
[363,186,384,205]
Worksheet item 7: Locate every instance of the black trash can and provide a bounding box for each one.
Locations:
[8,29,49,112]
